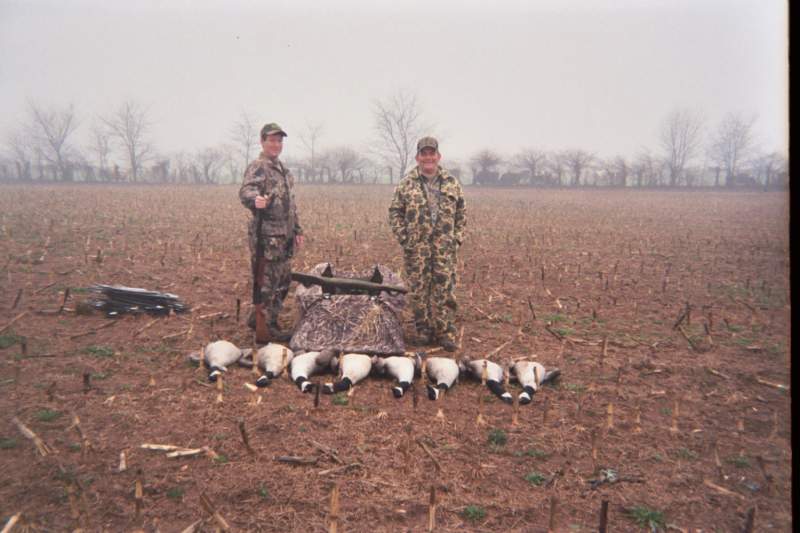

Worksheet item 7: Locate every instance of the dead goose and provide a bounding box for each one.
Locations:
[254,343,295,387]
[424,356,459,400]
[511,360,561,405]
[459,357,513,404]
[372,354,421,398]
[323,353,372,394]
[289,349,335,393]
[188,340,252,382]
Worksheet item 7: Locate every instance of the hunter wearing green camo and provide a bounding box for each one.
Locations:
[388,136,466,351]
[239,122,304,341]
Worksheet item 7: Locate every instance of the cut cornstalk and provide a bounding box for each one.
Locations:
[328,484,340,533]
[239,418,255,455]
[427,485,437,532]
[199,493,230,531]
[12,416,52,456]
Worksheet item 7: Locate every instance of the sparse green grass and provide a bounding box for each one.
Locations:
[673,448,698,461]
[487,429,507,446]
[732,336,757,347]
[561,383,586,394]
[332,393,349,406]
[462,505,486,522]
[0,437,18,449]
[84,345,115,358]
[650,453,664,463]
[542,313,568,323]
[166,487,184,500]
[726,455,750,468]
[554,326,574,337]
[524,471,547,486]
[624,506,666,531]
[258,485,269,500]
[213,454,229,464]
[91,372,110,380]
[515,448,550,459]
[35,409,62,422]
[0,333,23,350]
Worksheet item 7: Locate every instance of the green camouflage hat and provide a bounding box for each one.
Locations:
[416,136,438,153]
[260,122,288,139]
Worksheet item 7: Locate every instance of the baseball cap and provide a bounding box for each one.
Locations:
[416,136,439,153]
[261,123,288,138]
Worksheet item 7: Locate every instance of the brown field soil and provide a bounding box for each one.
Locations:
[0,184,791,532]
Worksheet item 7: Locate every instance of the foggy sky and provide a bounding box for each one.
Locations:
[0,0,788,166]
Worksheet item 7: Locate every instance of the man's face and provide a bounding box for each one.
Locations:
[261,134,284,159]
[416,148,441,176]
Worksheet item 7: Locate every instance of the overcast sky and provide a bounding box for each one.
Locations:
[0,0,788,167]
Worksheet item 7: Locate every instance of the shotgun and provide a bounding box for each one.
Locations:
[253,202,270,344]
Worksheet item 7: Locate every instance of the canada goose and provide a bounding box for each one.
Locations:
[323,353,373,394]
[289,349,335,393]
[424,356,459,400]
[459,357,513,404]
[254,343,295,387]
[193,340,252,382]
[511,360,561,404]
[372,354,421,398]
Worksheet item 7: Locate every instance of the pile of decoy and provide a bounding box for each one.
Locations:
[88,285,190,317]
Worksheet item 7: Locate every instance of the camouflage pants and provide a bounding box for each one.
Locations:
[403,248,458,341]
[250,235,293,321]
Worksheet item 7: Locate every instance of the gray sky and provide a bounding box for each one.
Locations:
[0,0,788,166]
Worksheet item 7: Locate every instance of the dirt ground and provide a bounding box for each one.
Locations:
[0,184,792,532]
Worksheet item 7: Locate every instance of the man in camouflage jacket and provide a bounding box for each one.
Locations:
[239,122,304,340]
[388,136,466,351]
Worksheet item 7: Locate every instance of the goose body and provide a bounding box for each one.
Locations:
[373,355,419,398]
[511,361,549,405]
[202,340,251,382]
[290,350,335,393]
[459,358,513,404]
[254,343,295,387]
[424,357,459,400]
[323,353,372,394]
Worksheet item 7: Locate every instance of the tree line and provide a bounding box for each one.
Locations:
[1,95,787,190]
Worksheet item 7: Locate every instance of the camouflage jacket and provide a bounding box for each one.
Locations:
[388,166,466,252]
[239,153,302,239]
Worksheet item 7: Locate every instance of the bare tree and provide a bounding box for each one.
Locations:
[561,149,595,186]
[514,148,547,184]
[659,108,704,187]
[27,101,79,181]
[709,112,756,187]
[612,156,629,187]
[196,147,224,184]
[540,151,564,186]
[470,149,503,185]
[231,111,261,173]
[752,151,787,190]
[5,129,35,180]
[102,101,153,182]
[298,120,324,183]
[88,121,113,181]
[372,90,427,183]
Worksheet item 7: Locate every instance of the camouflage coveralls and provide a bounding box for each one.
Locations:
[239,153,302,322]
[388,166,466,342]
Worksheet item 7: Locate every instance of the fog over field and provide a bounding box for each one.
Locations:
[0,0,788,186]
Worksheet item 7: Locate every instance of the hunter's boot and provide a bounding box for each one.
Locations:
[268,318,292,342]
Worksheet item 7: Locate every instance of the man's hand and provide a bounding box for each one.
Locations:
[295,234,305,250]
[254,195,268,209]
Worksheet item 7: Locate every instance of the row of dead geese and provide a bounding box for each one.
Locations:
[190,341,560,405]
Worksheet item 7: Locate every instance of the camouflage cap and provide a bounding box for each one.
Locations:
[260,122,288,139]
[416,136,439,153]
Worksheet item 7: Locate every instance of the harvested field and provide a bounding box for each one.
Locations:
[0,184,791,532]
